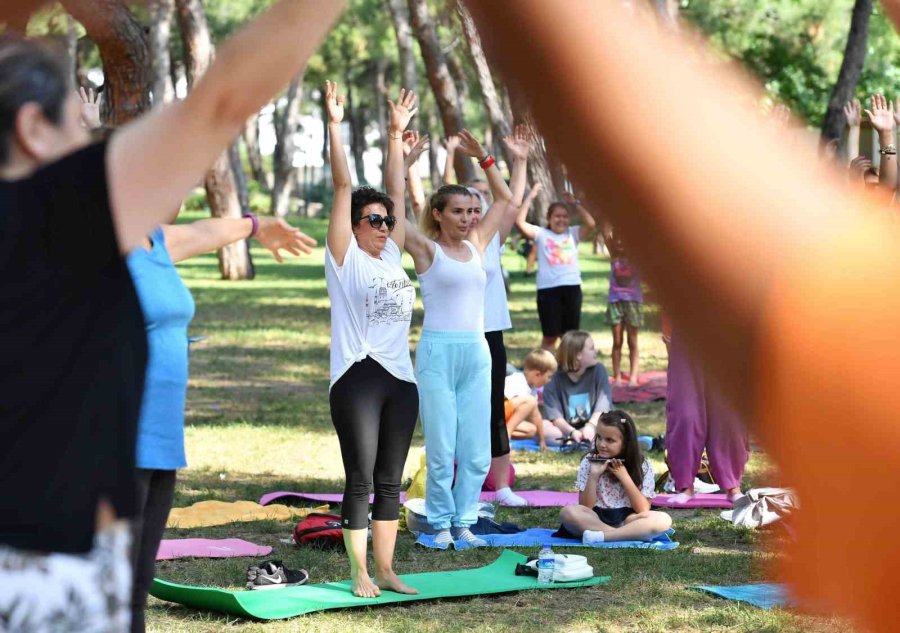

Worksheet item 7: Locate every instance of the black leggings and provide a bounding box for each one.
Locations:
[485,330,511,458]
[130,468,176,633]
[330,357,419,530]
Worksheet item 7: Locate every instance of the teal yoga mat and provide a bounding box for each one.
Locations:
[150,550,610,620]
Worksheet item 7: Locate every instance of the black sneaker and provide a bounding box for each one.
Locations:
[246,561,309,590]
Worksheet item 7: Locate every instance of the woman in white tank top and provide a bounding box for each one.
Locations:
[403,129,528,548]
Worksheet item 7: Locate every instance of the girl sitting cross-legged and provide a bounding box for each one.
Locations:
[558,410,672,544]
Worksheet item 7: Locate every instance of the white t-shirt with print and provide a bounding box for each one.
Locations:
[535,226,582,290]
[325,236,416,388]
[574,457,656,509]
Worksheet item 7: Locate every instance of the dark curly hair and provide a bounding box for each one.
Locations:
[0,35,71,166]
[350,186,394,226]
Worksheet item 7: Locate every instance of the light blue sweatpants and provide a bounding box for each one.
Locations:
[416,330,492,530]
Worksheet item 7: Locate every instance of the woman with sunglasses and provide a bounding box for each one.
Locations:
[324,80,419,598]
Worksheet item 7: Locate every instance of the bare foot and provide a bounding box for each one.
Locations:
[375,571,418,595]
[351,572,381,598]
[669,489,695,505]
[627,379,640,388]
[613,378,624,388]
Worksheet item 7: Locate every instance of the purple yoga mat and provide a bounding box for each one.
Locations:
[258,490,579,508]
[652,493,733,509]
[156,538,272,561]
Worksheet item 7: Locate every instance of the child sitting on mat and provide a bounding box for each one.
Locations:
[542,330,612,447]
[504,349,557,450]
[558,410,672,544]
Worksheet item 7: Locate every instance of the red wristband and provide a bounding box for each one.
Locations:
[478,154,495,170]
[243,212,259,237]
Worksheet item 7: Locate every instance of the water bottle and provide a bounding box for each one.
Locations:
[537,544,555,584]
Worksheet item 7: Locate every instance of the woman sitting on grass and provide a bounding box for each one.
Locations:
[558,410,672,544]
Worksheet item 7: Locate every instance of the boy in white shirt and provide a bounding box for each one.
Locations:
[504,349,557,451]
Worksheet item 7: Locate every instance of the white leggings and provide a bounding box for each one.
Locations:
[0,523,132,633]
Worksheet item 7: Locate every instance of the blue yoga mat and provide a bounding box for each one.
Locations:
[693,583,792,610]
[416,528,678,551]
[510,438,562,452]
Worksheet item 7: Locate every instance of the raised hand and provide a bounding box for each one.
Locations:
[444,135,461,151]
[843,99,862,128]
[324,80,345,125]
[456,128,488,159]
[526,182,543,199]
[388,88,418,135]
[78,86,102,131]
[849,155,874,182]
[864,94,895,135]
[561,190,578,205]
[402,130,430,169]
[503,123,533,161]
[256,217,317,263]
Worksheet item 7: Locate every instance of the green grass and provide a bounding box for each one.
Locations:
[148,213,847,632]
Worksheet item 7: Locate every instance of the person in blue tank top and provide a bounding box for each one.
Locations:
[126,215,314,632]
[403,128,527,549]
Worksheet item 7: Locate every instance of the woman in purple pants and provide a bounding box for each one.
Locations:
[665,332,749,503]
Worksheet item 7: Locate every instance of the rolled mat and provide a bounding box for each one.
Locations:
[651,493,733,509]
[693,583,792,610]
[149,550,610,620]
[415,528,678,551]
[166,501,330,529]
[156,538,273,561]
[259,490,579,508]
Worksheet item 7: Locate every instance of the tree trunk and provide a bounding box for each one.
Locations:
[374,58,389,178]
[507,83,558,222]
[385,0,419,126]
[345,78,368,186]
[456,2,511,165]
[243,114,269,190]
[63,0,150,126]
[271,74,303,218]
[148,0,176,105]
[445,44,470,109]
[821,0,874,142]
[407,0,475,183]
[230,141,250,212]
[175,0,253,280]
[427,107,442,190]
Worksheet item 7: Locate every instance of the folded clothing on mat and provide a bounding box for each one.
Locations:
[693,583,792,610]
[260,490,579,508]
[166,501,330,529]
[652,493,733,509]
[415,528,678,551]
[157,538,272,561]
[150,550,610,620]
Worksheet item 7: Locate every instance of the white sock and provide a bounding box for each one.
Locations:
[496,487,528,506]
[582,529,606,545]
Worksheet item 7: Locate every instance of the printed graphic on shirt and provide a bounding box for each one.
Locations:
[612,258,634,287]
[567,392,591,427]
[366,276,415,324]
[544,233,577,266]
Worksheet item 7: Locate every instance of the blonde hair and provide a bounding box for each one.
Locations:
[419,184,473,240]
[523,349,557,374]
[556,330,592,373]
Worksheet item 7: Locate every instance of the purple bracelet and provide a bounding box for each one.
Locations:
[243,212,259,238]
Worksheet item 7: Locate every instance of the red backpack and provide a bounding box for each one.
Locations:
[293,512,343,548]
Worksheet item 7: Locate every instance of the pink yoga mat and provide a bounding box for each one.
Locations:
[611,370,668,404]
[652,493,733,509]
[156,538,272,561]
[259,490,579,508]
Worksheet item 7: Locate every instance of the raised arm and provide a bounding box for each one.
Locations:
[403,130,429,218]
[562,191,596,241]
[515,183,543,241]
[107,0,345,254]
[494,124,533,242]
[442,135,460,185]
[384,89,418,249]
[865,94,898,193]
[455,129,513,250]
[843,99,862,167]
[324,80,353,265]
[163,216,315,264]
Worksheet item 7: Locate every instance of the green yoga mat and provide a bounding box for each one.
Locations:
[150,550,610,620]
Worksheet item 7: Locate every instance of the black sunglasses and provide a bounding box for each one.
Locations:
[364,214,396,231]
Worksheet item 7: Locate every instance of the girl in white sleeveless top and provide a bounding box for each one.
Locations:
[404,129,528,548]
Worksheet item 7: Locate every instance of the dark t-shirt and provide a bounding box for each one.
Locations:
[0,142,147,554]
